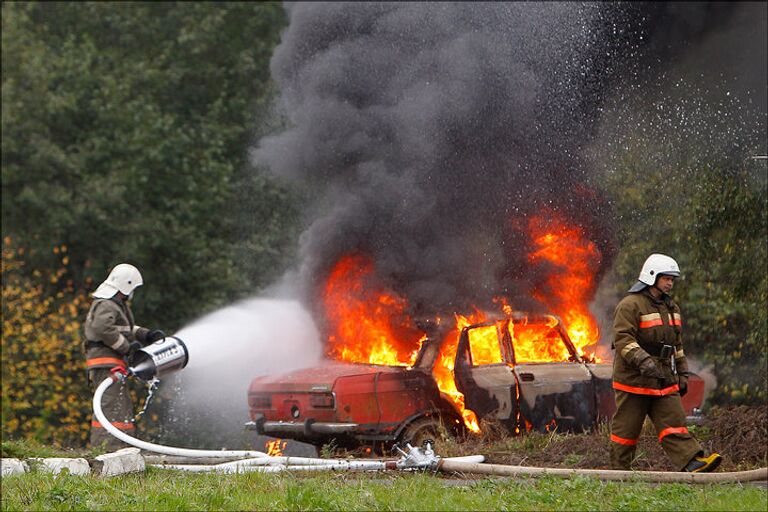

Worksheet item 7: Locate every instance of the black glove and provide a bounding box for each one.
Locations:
[145,329,166,344]
[679,375,689,397]
[128,340,142,357]
[638,357,665,380]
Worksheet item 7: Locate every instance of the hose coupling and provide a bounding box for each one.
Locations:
[110,365,129,383]
[394,442,441,471]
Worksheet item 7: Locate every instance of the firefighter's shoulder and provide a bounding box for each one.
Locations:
[615,293,645,312]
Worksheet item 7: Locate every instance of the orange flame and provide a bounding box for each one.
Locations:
[527,213,602,361]
[266,438,287,456]
[321,220,605,434]
[508,313,572,363]
[495,297,573,363]
[433,313,485,433]
[322,253,424,366]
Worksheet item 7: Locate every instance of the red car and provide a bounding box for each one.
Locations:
[247,314,705,448]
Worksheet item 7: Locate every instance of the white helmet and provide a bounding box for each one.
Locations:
[92,263,143,299]
[628,253,680,292]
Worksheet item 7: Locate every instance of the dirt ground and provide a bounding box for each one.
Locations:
[443,405,768,472]
[298,405,767,472]
[9,405,763,475]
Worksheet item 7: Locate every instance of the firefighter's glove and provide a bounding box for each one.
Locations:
[128,340,142,358]
[638,357,664,380]
[678,375,689,397]
[145,329,166,344]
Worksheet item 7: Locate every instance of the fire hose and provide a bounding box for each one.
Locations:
[94,336,484,472]
[94,375,482,472]
[94,337,767,482]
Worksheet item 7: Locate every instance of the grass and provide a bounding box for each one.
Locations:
[1,468,766,511]
[1,438,100,460]
[3,430,766,511]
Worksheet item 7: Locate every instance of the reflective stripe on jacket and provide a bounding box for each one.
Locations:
[83,298,144,369]
[612,289,689,392]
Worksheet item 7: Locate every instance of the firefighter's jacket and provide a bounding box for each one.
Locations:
[83,298,149,370]
[612,288,689,395]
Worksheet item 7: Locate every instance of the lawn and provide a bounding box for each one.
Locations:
[2,468,766,511]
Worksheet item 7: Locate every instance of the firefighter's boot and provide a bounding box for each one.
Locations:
[683,453,722,473]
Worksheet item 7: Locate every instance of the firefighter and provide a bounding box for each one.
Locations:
[83,263,165,451]
[610,253,722,472]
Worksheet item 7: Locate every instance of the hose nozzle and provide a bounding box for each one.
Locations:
[128,335,189,381]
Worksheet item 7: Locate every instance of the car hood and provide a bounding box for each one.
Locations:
[248,359,407,393]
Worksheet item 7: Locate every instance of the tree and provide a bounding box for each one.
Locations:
[2,2,298,329]
[597,136,767,405]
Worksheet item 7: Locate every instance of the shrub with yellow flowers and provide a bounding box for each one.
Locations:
[1,237,91,447]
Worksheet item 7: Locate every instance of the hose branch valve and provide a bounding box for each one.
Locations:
[391,442,441,471]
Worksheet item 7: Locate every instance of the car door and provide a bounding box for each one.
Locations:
[584,362,616,422]
[509,318,597,433]
[454,321,518,432]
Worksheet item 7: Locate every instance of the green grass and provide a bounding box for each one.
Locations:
[1,438,98,460]
[2,468,766,511]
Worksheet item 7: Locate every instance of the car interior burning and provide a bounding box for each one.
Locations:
[247,213,705,450]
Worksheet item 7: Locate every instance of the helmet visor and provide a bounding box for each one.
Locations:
[92,281,119,299]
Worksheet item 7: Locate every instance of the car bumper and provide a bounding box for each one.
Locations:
[246,414,359,436]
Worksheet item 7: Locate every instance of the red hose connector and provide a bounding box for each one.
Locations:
[110,365,128,382]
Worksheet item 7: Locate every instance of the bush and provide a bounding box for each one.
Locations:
[602,159,767,404]
[1,237,91,446]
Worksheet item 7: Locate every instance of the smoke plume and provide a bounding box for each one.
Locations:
[254,2,621,318]
[253,2,765,325]
[152,2,764,447]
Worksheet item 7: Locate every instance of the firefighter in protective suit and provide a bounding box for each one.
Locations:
[83,263,165,451]
[610,254,722,472]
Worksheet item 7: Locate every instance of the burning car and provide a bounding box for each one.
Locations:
[247,215,704,449]
[247,312,705,449]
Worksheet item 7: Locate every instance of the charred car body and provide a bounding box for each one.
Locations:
[247,313,704,448]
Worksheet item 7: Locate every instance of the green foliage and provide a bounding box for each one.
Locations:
[1,470,766,511]
[603,155,767,405]
[1,1,297,329]
[2,0,765,450]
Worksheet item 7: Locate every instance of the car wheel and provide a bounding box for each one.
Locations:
[399,416,443,450]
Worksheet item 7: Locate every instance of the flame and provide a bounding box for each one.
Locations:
[322,253,424,366]
[433,313,484,433]
[527,213,602,361]
[266,438,287,456]
[507,313,571,363]
[320,225,604,435]
[467,323,504,365]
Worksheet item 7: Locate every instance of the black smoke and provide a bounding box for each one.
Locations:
[253,2,764,319]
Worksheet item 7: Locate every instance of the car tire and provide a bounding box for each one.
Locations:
[399,416,443,450]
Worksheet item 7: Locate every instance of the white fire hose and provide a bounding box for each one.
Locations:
[95,337,766,482]
[93,375,484,473]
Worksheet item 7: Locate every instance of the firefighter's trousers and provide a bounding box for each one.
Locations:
[88,368,134,451]
[610,389,702,470]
